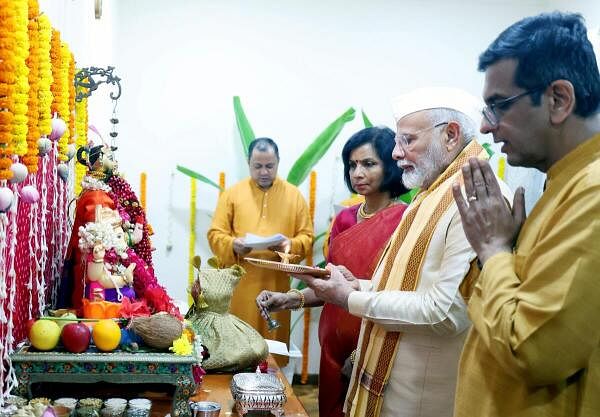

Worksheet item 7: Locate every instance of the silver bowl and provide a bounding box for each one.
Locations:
[189,401,221,417]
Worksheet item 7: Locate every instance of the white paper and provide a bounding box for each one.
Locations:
[244,233,286,250]
[264,339,290,356]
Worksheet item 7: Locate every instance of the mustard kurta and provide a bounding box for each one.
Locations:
[455,133,600,417]
[207,177,313,344]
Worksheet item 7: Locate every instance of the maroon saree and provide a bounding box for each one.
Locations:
[317,203,406,417]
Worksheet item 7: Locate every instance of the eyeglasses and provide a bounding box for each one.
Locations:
[482,87,545,128]
[395,122,448,150]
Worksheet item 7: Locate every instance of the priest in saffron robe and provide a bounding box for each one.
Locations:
[207,138,313,344]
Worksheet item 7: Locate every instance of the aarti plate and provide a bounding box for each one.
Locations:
[244,258,329,277]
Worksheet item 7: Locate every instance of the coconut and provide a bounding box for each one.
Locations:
[130,312,183,349]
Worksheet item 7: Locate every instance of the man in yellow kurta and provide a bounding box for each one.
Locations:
[207,138,313,344]
[452,12,600,417]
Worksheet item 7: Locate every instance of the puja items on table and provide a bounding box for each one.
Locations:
[230,373,287,416]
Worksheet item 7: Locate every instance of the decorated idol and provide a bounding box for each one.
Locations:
[59,141,180,319]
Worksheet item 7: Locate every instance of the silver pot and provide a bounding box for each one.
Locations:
[189,401,221,417]
[230,373,286,416]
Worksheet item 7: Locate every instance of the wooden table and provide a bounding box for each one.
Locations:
[190,355,309,417]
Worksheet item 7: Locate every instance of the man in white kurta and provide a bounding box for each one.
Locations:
[300,87,511,417]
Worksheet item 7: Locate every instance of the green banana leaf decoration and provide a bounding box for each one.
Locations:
[398,188,419,204]
[176,165,223,191]
[233,96,256,158]
[361,109,373,128]
[286,107,356,186]
[482,142,494,157]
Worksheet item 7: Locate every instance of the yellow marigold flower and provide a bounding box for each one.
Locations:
[169,335,193,356]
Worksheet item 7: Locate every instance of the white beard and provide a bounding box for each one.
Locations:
[399,139,448,189]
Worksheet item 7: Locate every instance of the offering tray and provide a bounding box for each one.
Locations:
[244,258,329,277]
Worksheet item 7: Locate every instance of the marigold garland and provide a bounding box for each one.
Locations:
[74,83,88,194]
[301,170,317,384]
[188,178,197,307]
[56,42,71,161]
[49,29,60,115]
[68,52,75,143]
[0,0,17,180]
[24,4,40,173]
[11,0,29,157]
[218,172,225,195]
[28,0,39,20]
[36,14,53,137]
[140,172,147,209]
[498,156,506,181]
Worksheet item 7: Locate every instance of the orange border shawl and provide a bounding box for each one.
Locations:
[346,141,487,417]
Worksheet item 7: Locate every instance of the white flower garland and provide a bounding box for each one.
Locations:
[38,150,49,316]
[81,175,111,193]
[78,221,128,257]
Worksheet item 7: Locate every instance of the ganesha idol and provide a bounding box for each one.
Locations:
[59,142,181,319]
[77,206,137,317]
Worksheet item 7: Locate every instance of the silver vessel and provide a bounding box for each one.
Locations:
[230,373,287,416]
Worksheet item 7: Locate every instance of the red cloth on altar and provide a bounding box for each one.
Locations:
[317,203,407,417]
[64,190,116,311]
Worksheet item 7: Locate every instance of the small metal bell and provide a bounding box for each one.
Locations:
[266,312,281,332]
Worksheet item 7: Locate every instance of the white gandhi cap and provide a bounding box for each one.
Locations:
[391,86,483,126]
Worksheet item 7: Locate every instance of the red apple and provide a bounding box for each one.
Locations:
[25,318,37,335]
[61,322,91,353]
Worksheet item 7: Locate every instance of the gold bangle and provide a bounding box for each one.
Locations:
[287,288,305,310]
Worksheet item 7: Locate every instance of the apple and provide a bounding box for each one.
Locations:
[54,312,78,330]
[61,322,91,353]
[25,318,37,335]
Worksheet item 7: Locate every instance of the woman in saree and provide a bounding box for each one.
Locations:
[256,126,408,417]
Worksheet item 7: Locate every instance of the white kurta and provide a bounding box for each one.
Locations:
[347,204,473,417]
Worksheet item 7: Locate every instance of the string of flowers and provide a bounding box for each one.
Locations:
[218,172,225,195]
[49,29,61,116]
[24,1,40,173]
[49,141,59,293]
[188,178,197,306]
[301,170,317,384]
[0,0,17,180]
[0,213,7,403]
[56,41,71,161]
[497,156,506,181]
[68,51,75,144]
[36,14,53,137]
[4,190,20,396]
[37,153,49,315]
[140,172,147,209]
[11,0,30,158]
[73,94,88,194]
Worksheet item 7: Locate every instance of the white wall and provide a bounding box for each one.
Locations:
[43,0,600,374]
[39,0,116,136]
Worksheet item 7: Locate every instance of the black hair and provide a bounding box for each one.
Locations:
[76,145,117,167]
[342,126,407,198]
[248,137,280,161]
[478,11,600,117]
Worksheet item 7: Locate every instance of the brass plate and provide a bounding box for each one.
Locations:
[244,258,329,277]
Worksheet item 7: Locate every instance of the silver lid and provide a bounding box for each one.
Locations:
[231,373,285,394]
[189,402,220,411]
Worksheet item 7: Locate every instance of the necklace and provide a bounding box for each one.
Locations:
[358,200,393,220]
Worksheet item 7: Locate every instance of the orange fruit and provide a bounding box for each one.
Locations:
[92,319,121,352]
[29,320,61,351]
